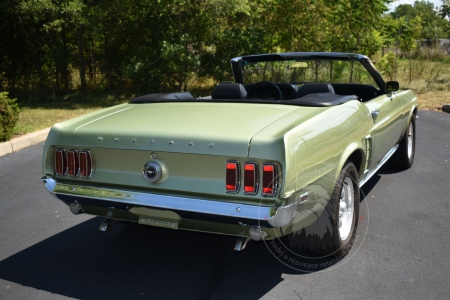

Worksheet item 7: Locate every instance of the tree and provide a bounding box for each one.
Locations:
[391,1,447,41]
[0,0,395,101]
[326,0,389,55]
[398,16,423,83]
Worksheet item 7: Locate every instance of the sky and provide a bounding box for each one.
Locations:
[388,0,443,11]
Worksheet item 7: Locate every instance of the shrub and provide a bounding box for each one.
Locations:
[377,52,397,81]
[0,92,20,142]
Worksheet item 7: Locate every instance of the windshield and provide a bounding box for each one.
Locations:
[240,59,379,89]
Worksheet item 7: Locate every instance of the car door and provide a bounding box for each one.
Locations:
[364,93,405,170]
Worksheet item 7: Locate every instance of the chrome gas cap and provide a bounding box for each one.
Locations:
[143,161,162,182]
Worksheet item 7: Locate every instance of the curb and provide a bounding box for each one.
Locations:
[443,105,450,114]
[0,127,51,157]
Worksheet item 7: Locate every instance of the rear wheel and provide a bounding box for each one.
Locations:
[288,161,360,257]
[391,116,416,169]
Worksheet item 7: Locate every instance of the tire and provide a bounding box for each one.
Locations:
[287,161,360,257]
[391,115,416,169]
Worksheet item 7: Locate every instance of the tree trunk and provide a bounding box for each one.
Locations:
[349,61,355,83]
[178,11,183,92]
[104,34,112,91]
[91,38,96,85]
[409,54,412,84]
[62,30,69,92]
[55,61,60,94]
[78,27,87,95]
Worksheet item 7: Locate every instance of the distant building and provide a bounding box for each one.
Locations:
[439,39,449,54]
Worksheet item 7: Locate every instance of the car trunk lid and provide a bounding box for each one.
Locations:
[71,102,300,157]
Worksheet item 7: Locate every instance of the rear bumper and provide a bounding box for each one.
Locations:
[41,176,298,228]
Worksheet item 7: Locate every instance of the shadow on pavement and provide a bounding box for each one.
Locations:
[0,217,344,300]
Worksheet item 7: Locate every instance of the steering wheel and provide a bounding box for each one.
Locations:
[247,81,283,101]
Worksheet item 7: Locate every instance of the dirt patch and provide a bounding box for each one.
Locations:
[415,91,450,111]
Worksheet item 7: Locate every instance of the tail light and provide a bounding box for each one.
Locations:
[67,150,79,176]
[243,163,258,194]
[262,163,277,196]
[226,161,240,193]
[55,149,67,175]
[79,150,93,178]
[55,148,93,178]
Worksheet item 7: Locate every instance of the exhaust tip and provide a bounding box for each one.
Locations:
[234,236,251,251]
[69,203,84,215]
[99,218,115,231]
[249,227,267,241]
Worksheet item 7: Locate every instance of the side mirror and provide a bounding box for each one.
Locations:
[386,81,399,95]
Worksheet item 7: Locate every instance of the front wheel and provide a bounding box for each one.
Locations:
[287,161,360,257]
[391,115,416,169]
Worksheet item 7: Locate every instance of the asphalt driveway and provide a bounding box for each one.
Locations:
[0,110,449,300]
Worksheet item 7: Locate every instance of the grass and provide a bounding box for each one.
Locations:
[13,107,100,136]
[12,94,131,137]
[381,58,450,110]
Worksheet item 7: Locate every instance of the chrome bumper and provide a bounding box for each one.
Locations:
[41,176,298,228]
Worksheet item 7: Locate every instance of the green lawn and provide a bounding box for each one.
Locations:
[12,94,131,137]
[14,107,100,136]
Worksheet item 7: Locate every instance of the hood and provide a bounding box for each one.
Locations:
[68,102,302,157]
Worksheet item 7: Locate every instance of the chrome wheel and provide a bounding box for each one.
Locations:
[339,177,354,240]
[407,122,414,159]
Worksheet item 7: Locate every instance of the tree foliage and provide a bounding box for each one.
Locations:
[0,0,448,101]
[391,1,448,40]
[0,92,20,142]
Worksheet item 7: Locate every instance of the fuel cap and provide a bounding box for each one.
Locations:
[143,161,162,182]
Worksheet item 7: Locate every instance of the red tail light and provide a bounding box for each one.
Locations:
[262,163,277,196]
[67,150,79,176]
[55,149,67,175]
[244,163,258,194]
[79,150,93,178]
[226,161,240,193]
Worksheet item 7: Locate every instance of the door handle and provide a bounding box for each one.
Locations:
[371,110,380,122]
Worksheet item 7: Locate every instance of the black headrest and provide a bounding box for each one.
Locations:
[293,83,335,99]
[211,83,247,99]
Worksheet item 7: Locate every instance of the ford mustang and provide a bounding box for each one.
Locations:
[41,52,418,257]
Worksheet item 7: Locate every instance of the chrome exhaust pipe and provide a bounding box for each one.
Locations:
[69,203,84,215]
[234,236,251,251]
[249,227,267,241]
[99,218,115,232]
[234,227,268,251]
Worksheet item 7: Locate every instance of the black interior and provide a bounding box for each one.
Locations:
[213,82,356,106]
[130,82,381,107]
[243,82,380,103]
[211,82,247,99]
[291,83,335,99]
[279,93,358,107]
[245,82,297,100]
[331,84,380,102]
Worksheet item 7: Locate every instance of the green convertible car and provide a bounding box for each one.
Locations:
[42,52,418,257]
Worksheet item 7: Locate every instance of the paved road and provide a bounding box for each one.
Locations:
[0,110,449,300]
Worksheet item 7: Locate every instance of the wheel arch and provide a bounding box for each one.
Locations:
[337,143,366,181]
[347,149,365,178]
[413,106,418,117]
[397,105,418,144]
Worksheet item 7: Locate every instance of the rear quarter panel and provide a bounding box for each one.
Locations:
[250,100,372,235]
[252,100,371,198]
